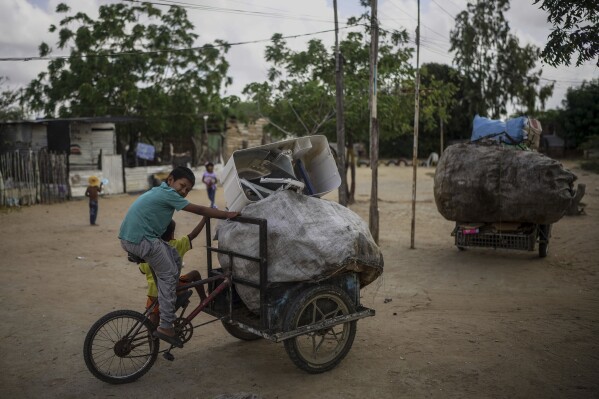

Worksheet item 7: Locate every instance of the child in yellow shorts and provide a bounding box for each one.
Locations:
[139,217,207,326]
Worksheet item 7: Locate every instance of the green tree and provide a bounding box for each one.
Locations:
[420,63,469,144]
[243,24,416,145]
[0,77,24,121]
[450,0,553,118]
[24,2,231,150]
[533,0,598,67]
[417,64,460,154]
[534,108,565,137]
[561,79,599,147]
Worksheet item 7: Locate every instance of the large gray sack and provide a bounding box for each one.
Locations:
[216,190,383,313]
[434,143,576,224]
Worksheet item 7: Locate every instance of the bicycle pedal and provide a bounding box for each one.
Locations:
[163,352,175,361]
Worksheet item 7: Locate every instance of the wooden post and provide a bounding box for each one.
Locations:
[334,0,348,207]
[369,0,380,244]
[410,0,421,249]
[440,115,444,156]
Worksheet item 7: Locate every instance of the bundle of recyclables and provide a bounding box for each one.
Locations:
[217,135,383,313]
[434,116,578,225]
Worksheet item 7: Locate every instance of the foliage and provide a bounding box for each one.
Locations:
[533,0,598,67]
[243,14,456,158]
[580,135,599,173]
[533,108,564,137]
[23,2,231,145]
[450,0,553,118]
[0,77,24,121]
[416,63,460,154]
[422,63,471,134]
[243,34,338,139]
[561,79,599,147]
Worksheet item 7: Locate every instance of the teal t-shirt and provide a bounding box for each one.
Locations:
[119,182,190,244]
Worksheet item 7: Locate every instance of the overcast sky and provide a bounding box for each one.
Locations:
[1,0,597,114]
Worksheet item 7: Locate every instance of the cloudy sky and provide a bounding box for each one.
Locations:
[1,0,597,113]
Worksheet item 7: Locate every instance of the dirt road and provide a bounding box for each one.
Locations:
[1,163,597,398]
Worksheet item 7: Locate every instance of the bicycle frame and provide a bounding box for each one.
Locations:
[140,215,268,332]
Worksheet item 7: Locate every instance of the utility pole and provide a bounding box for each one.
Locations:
[410,0,421,249]
[369,0,380,244]
[334,0,348,207]
[202,114,208,163]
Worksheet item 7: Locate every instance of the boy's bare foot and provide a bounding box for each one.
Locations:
[148,313,159,327]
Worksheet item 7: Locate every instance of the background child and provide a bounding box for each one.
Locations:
[85,176,103,226]
[139,217,207,326]
[119,166,238,348]
[202,162,218,208]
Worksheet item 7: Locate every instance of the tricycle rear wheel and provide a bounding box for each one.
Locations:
[283,284,356,374]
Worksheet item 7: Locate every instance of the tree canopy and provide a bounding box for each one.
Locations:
[450,0,553,118]
[243,18,456,158]
[561,79,599,147]
[533,0,599,67]
[24,2,231,144]
[0,77,24,121]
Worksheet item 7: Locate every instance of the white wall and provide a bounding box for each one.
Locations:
[69,123,116,167]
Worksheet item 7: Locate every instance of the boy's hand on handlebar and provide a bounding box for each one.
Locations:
[226,211,240,219]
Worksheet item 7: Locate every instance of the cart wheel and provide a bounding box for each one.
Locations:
[457,246,466,251]
[538,224,550,258]
[283,285,356,374]
[222,321,262,341]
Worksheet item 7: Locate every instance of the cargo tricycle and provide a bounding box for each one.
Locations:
[83,216,375,384]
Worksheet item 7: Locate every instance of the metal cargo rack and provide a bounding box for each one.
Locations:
[452,222,551,257]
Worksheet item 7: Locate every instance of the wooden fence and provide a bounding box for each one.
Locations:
[0,150,68,207]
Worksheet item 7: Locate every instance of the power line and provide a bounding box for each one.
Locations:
[123,0,336,24]
[444,0,465,12]
[540,76,589,84]
[0,26,359,62]
[430,0,456,20]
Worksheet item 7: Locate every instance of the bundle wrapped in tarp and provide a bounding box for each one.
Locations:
[434,142,577,224]
[216,190,383,312]
[471,115,542,149]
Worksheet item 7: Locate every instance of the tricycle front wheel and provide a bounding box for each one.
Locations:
[283,285,356,374]
[83,310,159,384]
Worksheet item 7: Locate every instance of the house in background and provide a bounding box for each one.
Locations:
[0,117,126,204]
[1,115,274,206]
[223,117,271,161]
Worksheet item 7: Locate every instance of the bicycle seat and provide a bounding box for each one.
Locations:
[127,252,145,264]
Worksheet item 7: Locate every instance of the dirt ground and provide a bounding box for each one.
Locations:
[1,162,598,399]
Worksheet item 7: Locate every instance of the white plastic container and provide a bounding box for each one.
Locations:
[221,135,341,211]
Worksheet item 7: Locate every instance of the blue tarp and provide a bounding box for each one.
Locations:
[471,115,528,144]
